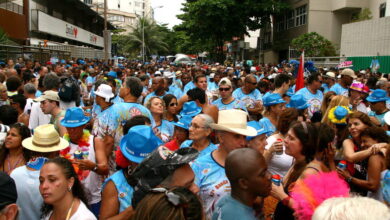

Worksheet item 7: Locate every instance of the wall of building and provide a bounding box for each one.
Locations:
[367,0,386,19]
[263,50,279,64]
[340,16,390,57]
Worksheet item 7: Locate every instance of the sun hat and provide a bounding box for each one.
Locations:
[22,124,69,152]
[0,172,17,210]
[340,68,357,79]
[34,90,60,102]
[172,116,192,130]
[180,101,202,118]
[210,109,257,136]
[94,84,115,102]
[163,71,174,79]
[60,107,91,128]
[128,146,199,207]
[328,106,351,125]
[366,89,390,103]
[324,72,336,79]
[349,82,364,92]
[120,125,163,163]
[263,93,286,107]
[286,94,310,110]
[218,77,232,87]
[246,120,270,141]
[176,71,182,77]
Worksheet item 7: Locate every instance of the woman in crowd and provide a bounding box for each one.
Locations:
[338,126,388,201]
[39,157,96,220]
[349,82,368,113]
[0,123,30,174]
[132,187,203,220]
[270,122,318,220]
[246,120,271,154]
[180,114,217,157]
[163,94,179,123]
[286,94,310,122]
[327,106,351,160]
[145,96,174,143]
[260,93,286,135]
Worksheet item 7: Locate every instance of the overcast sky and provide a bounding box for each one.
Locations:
[151,0,185,29]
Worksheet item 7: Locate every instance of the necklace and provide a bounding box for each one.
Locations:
[65,199,75,220]
[6,154,23,174]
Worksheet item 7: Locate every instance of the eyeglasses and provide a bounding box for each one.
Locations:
[219,87,230,92]
[189,123,207,130]
[169,103,178,107]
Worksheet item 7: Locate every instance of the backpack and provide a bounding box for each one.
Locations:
[59,76,80,103]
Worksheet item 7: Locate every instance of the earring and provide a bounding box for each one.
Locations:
[68,187,72,192]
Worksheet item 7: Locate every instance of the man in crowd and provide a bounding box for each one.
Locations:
[295,73,323,118]
[367,89,390,126]
[144,77,169,104]
[330,68,356,96]
[212,77,247,111]
[36,91,66,136]
[322,72,336,93]
[233,74,263,120]
[0,172,19,220]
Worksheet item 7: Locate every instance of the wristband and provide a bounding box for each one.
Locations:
[346,176,353,183]
[92,164,98,172]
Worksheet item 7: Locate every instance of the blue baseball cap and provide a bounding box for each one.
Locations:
[180,101,202,117]
[246,121,270,141]
[120,125,163,163]
[172,116,192,130]
[60,107,90,128]
[286,94,310,110]
[263,93,286,107]
[366,89,389,103]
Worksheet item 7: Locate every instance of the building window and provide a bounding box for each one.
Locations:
[108,15,125,22]
[380,3,386,18]
[0,0,24,15]
[84,0,92,4]
[135,2,142,7]
[287,10,295,29]
[295,5,307,26]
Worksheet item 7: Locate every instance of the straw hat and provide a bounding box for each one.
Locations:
[22,124,69,152]
[210,109,257,136]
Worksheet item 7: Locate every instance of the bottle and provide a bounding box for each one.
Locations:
[272,174,281,186]
[337,160,347,170]
[73,150,83,160]
[275,139,284,155]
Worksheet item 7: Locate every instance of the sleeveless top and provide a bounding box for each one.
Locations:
[50,110,65,133]
[103,169,134,212]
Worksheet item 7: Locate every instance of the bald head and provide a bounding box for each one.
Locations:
[245,74,256,82]
[226,148,266,187]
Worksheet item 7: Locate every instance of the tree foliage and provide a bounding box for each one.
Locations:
[176,0,287,62]
[291,32,337,57]
[351,8,373,23]
[0,27,14,45]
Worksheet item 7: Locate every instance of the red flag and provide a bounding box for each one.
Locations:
[295,50,305,92]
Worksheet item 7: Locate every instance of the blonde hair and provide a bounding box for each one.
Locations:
[320,91,336,116]
[312,196,390,220]
[145,96,165,111]
[321,95,349,126]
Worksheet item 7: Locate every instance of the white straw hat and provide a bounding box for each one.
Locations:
[210,109,257,137]
[22,124,69,152]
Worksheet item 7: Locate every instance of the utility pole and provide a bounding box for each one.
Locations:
[103,0,109,63]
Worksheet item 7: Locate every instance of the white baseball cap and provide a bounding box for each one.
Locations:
[94,84,114,102]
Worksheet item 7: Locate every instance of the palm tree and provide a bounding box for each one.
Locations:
[0,28,13,45]
[123,17,169,59]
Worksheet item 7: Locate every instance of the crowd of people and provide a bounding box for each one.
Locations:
[0,57,390,219]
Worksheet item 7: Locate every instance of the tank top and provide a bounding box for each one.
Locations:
[103,170,134,212]
[50,110,65,133]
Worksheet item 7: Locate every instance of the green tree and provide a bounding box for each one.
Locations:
[351,8,373,23]
[176,0,287,62]
[0,27,14,45]
[291,32,337,57]
[124,17,169,58]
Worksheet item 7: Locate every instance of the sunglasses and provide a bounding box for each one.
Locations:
[219,87,230,91]
[169,103,178,107]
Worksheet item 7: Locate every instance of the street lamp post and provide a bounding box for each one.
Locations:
[140,5,163,63]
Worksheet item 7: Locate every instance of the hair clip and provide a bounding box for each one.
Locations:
[151,187,181,206]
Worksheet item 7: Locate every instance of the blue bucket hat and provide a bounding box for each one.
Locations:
[120,125,163,163]
[366,89,389,103]
[172,116,192,130]
[108,71,117,78]
[286,94,310,110]
[60,107,91,128]
[180,101,202,117]
[246,121,270,141]
[263,93,286,107]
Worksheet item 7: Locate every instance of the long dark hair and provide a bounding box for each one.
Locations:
[163,94,178,122]
[41,157,89,218]
[0,123,31,166]
[286,122,318,188]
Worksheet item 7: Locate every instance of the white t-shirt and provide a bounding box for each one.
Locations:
[29,101,51,130]
[265,135,294,177]
[42,201,97,220]
[67,134,102,204]
[24,98,34,115]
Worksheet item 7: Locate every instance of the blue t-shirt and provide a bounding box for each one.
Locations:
[103,170,134,212]
[168,85,183,99]
[368,110,388,126]
[191,151,230,219]
[258,117,276,136]
[295,87,323,118]
[144,91,170,104]
[156,119,174,143]
[208,81,218,92]
[322,83,330,93]
[184,81,196,94]
[330,83,348,97]
[232,88,262,109]
[212,98,247,112]
[180,140,218,157]
[212,194,257,220]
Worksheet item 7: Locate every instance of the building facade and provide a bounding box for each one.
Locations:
[259,0,388,63]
